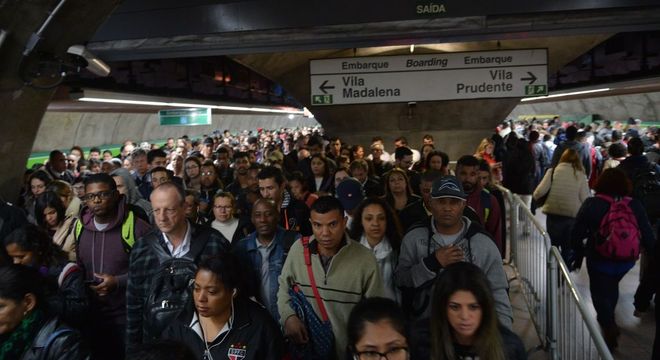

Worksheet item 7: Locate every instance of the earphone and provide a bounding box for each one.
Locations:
[232,289,237,297]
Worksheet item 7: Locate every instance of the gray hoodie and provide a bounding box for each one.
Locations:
[394,216,513,328]
[110,168,153,218]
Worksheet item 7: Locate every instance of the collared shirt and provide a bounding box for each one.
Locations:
[255,237,277,310]
[162,221,192,258]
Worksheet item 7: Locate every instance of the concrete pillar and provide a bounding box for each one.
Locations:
[0,0,121,201]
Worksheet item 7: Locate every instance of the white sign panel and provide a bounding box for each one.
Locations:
[310,49,548,106]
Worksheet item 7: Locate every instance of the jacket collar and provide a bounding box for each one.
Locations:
[244,227,287,251]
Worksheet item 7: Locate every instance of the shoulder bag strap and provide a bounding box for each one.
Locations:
[302,236,330,322]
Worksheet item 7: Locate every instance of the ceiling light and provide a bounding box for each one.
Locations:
[521,88,611,102]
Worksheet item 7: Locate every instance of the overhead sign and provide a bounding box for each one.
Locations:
[159,108,212,126]
[310,49,548,106]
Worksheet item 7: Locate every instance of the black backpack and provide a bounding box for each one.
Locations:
[631,163,660,222]
[144,233,209,340]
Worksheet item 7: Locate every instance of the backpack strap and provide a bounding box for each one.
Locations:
[282,230,299,254]
[302,237,330,322]
[39,328,73,360]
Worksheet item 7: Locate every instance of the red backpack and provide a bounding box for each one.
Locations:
[594,194,641,261]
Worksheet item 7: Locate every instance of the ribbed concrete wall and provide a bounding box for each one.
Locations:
[509,91,660,122]
[33,112,319,152]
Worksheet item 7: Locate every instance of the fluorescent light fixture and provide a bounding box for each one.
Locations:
[521,88,611,102]
[77,97,304,115]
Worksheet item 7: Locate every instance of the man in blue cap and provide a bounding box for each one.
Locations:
[335,177,364,229]
[394,176,512,327]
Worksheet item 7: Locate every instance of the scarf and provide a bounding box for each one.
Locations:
[0,308,46,360]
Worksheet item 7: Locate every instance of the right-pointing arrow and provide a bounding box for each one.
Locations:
[521,72,537,84]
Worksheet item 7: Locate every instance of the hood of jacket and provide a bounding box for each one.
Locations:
[110,168,145,206]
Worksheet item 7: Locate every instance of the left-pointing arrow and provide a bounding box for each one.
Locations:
[319,80,335,94]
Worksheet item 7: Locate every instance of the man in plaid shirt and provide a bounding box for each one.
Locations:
[126,182,230,351]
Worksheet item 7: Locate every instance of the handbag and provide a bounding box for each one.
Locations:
[535,168,554,207]
[287,237,335,360]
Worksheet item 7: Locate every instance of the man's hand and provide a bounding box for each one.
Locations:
[91,273,118,296]
[284,315,309,344]
[434,245,464,267]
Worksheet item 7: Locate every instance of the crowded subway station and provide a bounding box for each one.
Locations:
[1,1,660,359]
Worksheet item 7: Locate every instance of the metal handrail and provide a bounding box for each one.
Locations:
[494,184,612,360]
[549,247,614,360]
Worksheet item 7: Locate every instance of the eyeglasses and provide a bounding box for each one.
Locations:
[82,190,115,202]
[201,171,214,176]
[354,347,408,360]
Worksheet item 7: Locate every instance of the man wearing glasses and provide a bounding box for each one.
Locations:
[75,173,152,360]
[126,182,230,351]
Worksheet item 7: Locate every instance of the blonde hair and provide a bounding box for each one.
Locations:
[474,138,494,158]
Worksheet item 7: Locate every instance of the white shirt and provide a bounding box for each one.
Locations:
[190,311,232,342]
[359,235,397,301]
[211,218,239,243]
[162,221,192,258]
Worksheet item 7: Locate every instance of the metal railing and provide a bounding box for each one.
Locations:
[495,185,613,360]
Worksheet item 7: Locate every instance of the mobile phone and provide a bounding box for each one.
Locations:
[85,278,102,286]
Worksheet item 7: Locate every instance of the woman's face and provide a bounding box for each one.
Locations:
[0,297,30,335]
[485,143,494,155]
[388,173,406,195]
[193,269,233,319]
[5,243,35,266]
[353,319,408,360]
[311,157,325,177]
[429,155,444,171]
[43,206,59,228]
[334,170,349,188]
[447,290,482,345]
[354,146,365,160]
[213,197,234,223]
[185,160,200,178]
[289,180,305,200]
[30,178,46,196]
[362,204,387,243]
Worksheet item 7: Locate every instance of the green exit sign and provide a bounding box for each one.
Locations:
[312,94,333,105]
[159,108,212,126]
[525,85,548,96]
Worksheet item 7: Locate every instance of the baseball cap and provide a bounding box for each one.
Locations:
[431,176,467,200]
[335,177,364,211]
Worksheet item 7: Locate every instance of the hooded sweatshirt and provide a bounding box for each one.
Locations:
[76,197,151,323]
[110,168,153,218]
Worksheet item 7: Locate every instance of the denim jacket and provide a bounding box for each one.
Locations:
[233,227,300,322]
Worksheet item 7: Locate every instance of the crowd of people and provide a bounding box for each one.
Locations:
[0,117,658,359]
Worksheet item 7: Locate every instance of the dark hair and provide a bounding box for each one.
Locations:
[147,149,167,164]
[594,168,632,197]
[48,150,64,163]
[348,198,402,252]
[627,137,644,156]
[394,136,409,145]
[127,340,196,360]
[149,166,171,177]
[394,147,413,160]
[34,191,66,229]
[84,173,117,191]
[103,149,113,156]
[310,195,344,215]
[70,145,85,160]
[383,168,413,205]
[431,262,504,360]
[288,171,310,191]
[4,225,67,267]
[89,147,101,155]
[425,151,448,172]
[347,297,407,354]
[233,151,249,161]
[29,170,53,190]
[196,253,246,298]
[131,148,148,159]
[528,130,540,142]
[456,155,480,169]
[607,143,627,159]
[565,126,578,141]
[257,166,285,186]
[478,159,491,172]
[421,170,443,183]
[0,264,45,307]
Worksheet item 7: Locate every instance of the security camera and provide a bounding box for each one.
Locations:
[67,45,111,77]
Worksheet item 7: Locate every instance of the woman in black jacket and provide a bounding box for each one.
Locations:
[0,264,88,360]
[429,262,526,360]
[3,224,88,328]
[161,253,283,360]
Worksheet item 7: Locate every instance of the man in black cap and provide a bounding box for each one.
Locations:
[335,177,364,230]
[394,176,512,326]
